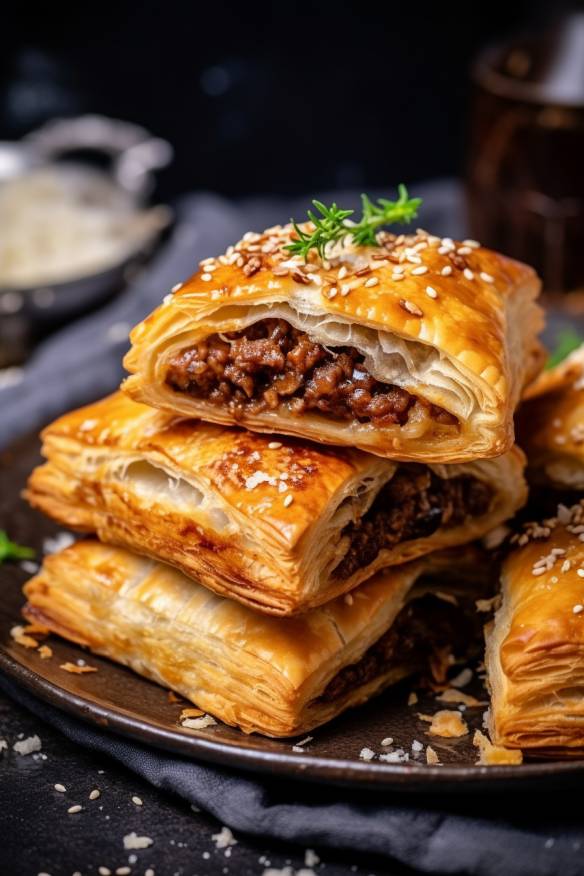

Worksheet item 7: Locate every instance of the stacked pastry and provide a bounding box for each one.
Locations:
[23,218,551,742]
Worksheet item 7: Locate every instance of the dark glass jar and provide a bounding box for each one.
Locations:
[467,15,584,297]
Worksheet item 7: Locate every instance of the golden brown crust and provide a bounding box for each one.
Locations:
[122,226,543,461]
[26,392,527,615]
[23,540,427,736]
[486,500,584,754]
[517,345,584,489]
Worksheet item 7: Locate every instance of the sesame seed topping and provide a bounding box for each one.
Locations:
[132,796,143,806]
[67,805,82,814]
[399,299,424,317]
[392,273,405,280]
[463,239,481,248]
[574,605,584,614]
[463,268,474,281]
[284,494,294,507]
[340,283,351,296]
[327,287,338,299]
[268,441,282,449]
[411,265,428,275]
[457,246,472,255]
[89,789,100,800]
[364,277,379,287]
[171,282,182,293]
[577,569,584,578]
[54,784,66,793]
[426,286,438,299]
[338,266,348,279]
[480,272,494,283]
[201,273,212,282]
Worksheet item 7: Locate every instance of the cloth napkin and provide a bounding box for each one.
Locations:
[1,674,583,876]
[2,180,583,876]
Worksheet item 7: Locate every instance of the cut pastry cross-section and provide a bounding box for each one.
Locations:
[26,392,528,615]
[517,344,584,489]
[22,540,484,737]
[486,499,584,756]
[123,224,544,462]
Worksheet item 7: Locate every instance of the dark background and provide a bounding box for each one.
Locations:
[0,0,578,202]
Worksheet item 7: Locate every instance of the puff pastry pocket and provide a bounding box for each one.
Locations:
[23,540,481,736]
[485,500,584,756]
[517,344,584,489]
[26,393,527,615]
[122,227,543,462]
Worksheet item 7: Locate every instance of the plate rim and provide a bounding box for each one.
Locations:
[3,645,584,793]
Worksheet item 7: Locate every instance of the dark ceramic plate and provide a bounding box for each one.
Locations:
[2,433,584,793]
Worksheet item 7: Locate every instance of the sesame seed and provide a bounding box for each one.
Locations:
[573,605,584,614]
[327,287,338,299]
[67,805,82,814]
[457,246,472,255]
[406,254,422,265]
[89,789,100,800]
[98,869,111,876]
[392,264,405,274]
[561,560,571,572]
[463,239,481,248]
[171,282,182,293]
[54,783,66,793]
[532,567,547,576]
[340,284,351,296]
[284,494,294,508]
[441,265,452,276]
[116,869,131,875]
[399,299,424,317]
[338,266,348,279]
[463,268,474,281]
[132,796,143,806]
[268,441,282,449]
[426,286,438,299]
[411,265,428,275]
[381,737,394,746]
[201,273,212,282]
[480,272,494,283]
[577,569,584,578]
[364,277,379,287]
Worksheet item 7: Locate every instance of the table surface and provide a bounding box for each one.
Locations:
[0,690,418,876]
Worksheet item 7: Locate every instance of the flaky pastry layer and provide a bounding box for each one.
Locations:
[26,393,527,615]
[486,501,584,755]
[23,540,436,736]
[122,226,543,461]
[517,344,584,489]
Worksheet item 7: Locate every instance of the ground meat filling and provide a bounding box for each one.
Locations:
[319,596,473,704]
[165,319,458,428]
[333,466,493,579]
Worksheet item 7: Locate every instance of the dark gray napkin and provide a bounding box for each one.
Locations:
[3,180,582,876]
[0,180,463,449]
[1,674,582,876]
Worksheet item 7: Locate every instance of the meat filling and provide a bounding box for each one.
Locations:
[319,595,476,703]
[165,319,458,428]
[333,466,492,579]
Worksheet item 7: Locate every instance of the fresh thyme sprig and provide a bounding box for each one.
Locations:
[0,530,35,565]
[286,184,422,260]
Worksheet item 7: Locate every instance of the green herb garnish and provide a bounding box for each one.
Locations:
[547,328,584,369]
[286,185,422,261]
[0,530,35,564]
